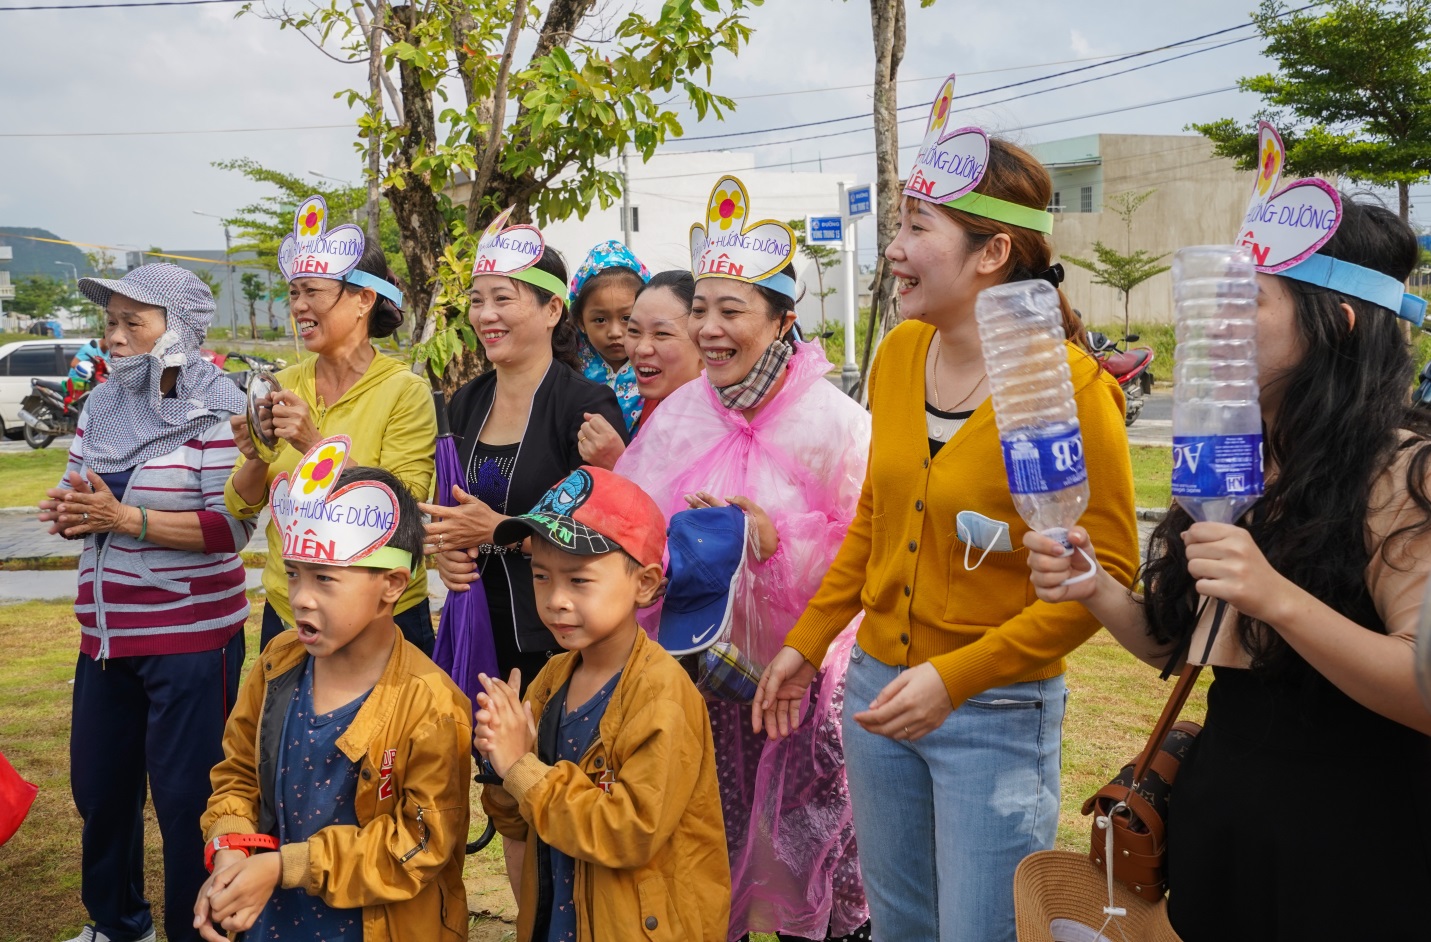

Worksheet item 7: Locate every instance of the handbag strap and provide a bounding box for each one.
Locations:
[1132,656,1203,785]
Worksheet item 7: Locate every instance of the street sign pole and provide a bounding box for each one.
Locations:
[839,182,859,393]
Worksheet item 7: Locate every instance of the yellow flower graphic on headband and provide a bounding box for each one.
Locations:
[298,201,325,237]
[298,443,343,495]
[1255,135,1280,197]
[709,185,745,231]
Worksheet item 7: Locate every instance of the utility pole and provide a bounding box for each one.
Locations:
[620,148,633,248]
[838,182,859,393]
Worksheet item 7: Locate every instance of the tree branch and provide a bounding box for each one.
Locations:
[466,0,526,234]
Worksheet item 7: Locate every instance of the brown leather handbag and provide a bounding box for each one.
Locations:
[1081,663,1202,902]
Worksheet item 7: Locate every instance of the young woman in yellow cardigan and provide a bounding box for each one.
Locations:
[755,96,1139,942]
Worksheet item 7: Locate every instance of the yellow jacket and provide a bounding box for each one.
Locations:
[482,629,730,942]
[203,630,472,942]
[785,320,1139,707]
[224,350,436,623]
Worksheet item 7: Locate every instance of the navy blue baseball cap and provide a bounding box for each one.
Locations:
[657,505,748,655]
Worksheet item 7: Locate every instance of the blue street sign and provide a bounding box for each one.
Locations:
[807,214,845,244]
[846,184,873,219]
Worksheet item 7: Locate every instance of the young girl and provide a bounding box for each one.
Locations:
[756,78,1139,942]
[569,240,649,432]
[1026,191,1431,942]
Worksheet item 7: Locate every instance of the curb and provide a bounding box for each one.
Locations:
[1136,508,1167,522]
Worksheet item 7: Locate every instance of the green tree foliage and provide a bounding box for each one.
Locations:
[241,272,266,340]
[10,275,79,321]
[1190,0,1431,221]
[242,0,761,385]
[1063,190,1170,337]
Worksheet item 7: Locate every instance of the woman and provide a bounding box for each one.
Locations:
[569,239,648,431]
[225,197,437,654]
[578,269,703,469]
[39,264,255,942]
[422,217,626,688]
[616,175,871,942]
[756,83,1139,942]
[1026,194,1431,939]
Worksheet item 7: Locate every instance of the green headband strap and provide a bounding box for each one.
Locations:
[348,546,414,571]
[511,267,571,304]
[944,191,1055,235]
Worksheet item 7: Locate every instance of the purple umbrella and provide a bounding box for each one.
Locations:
[429,389,500,706]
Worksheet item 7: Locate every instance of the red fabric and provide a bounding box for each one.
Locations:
[197,510,237,553]
[569,466,667,568]
[0,751,38,847]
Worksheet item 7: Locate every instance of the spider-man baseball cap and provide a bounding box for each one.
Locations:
[492,466,665,568]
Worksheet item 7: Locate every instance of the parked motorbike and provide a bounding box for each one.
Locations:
[1088,331,1156,427]
[19,378,93,449]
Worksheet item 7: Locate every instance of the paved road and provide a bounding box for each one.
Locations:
[0,507,269,560]
[0,435,71,454]
[1126,391,1172,447]
[0,567,451,605]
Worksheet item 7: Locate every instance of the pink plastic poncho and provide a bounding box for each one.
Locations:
[616,340,871,940]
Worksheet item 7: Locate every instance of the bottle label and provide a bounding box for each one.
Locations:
[1171,434,1264,499]
[1001,427,1088,495]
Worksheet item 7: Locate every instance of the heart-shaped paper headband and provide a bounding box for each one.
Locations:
[902,74,1054,236]
[689,175,797,300]
[471,207,570,303]
[1237,122,1425,327]
[268,435,412,571]
[276,195,404,307]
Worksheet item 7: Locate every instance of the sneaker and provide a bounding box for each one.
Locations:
[63,927,157,942]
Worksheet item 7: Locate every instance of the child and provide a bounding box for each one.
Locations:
[476,466,729,942]
[570,240,649,432]
[195,437,471,942]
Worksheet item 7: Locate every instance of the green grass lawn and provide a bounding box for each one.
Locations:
[1131,445,1172,510]
[0,597,1204,941]
[0,449,70,508]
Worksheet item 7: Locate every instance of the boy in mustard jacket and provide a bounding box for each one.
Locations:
[476,467,729,942]
[195,439,471,942]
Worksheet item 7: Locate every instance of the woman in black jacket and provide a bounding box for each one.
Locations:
[421,244,627,687]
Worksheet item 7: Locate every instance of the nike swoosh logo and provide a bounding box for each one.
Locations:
[689,622,720,647]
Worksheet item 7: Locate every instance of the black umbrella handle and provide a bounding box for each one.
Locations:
[432,388,452,439]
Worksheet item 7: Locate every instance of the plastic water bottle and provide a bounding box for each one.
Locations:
[975,280,1089,550]
[1170,246,1263,524]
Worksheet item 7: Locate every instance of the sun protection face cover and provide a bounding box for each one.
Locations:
[1236,121,1425,326]
[690,175,798,301]
[657,505,749,655]
[471,206,570,303]
[268,435,412,571]
[903,73,1054,235]
[492,466,666,569]
[276,195,403,306]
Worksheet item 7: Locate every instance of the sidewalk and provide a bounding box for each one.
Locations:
[0,507,269,564]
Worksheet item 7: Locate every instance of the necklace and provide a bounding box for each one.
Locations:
[932,342,986,413]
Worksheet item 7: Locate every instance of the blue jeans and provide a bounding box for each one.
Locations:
[841,644,1066,942]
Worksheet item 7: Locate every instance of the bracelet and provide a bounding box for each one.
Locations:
[137,506,148,542]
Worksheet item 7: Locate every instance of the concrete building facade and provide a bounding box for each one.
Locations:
[1029,134,1252,327]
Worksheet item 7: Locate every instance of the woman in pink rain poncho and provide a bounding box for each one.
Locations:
[616,175,871,942]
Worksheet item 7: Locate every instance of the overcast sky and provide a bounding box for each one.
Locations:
[2,0,1425,252]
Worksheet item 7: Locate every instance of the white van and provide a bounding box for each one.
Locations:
[0,338,92,438]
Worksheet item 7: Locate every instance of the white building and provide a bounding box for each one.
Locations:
[459,150,864,334]
[0,246,13,318]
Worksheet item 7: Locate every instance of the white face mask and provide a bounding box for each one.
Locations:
[956,510,1012,571]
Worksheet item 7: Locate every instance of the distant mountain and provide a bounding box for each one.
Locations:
[0,228,95,278]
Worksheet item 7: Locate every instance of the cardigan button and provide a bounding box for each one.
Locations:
[914,500,924,511]
[908,540,917,552]
[922,458,929,469]
[903,585,911,597]
[645,917,659,930]
[594,756,604,768]
[361,769,372,780]
[900,632,910,645]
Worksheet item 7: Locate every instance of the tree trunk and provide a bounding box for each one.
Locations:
[855,0,906,400]
[1399,180,1410,224]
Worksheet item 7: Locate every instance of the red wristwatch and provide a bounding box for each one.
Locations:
[205,834,280,871]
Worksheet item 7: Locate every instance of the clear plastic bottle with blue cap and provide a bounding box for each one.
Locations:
[1170,246,1263,524]
[975,280,1094,581]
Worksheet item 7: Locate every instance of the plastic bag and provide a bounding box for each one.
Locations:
[0,750,38,847]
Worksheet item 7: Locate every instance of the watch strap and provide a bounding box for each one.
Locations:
[206,833,280,871]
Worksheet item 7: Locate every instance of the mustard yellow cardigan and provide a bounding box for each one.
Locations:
[785,320,1139,707]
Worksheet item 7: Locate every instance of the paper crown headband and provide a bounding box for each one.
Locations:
[471,207,570,302]
[689,175,797,300]
[1236,122,1425,327]
[903,74,1054,235]
[276,195,403,306]
[268,435,412,571]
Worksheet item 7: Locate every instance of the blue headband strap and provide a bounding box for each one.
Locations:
[1278,254,1425,328]
[757,272,797,303]
[343,269,404,308]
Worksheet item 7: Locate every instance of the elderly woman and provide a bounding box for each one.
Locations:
[225,211,437,654]
[38,264,255,942]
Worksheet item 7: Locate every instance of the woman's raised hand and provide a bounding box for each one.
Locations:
[685,491,780,561]
[42,470,136,539]
[228,413,262,463]
[420,485,507,554]
[1023,526,1100,603]
[431,547,480,593]
[268,390,319,454]
[577,412,625,470]
[753,646,818,740]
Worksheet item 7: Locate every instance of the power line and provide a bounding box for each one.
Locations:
[0,0,242,10]
[0,123,351,138]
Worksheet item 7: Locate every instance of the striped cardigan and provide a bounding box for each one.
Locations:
[64,411,256,660]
